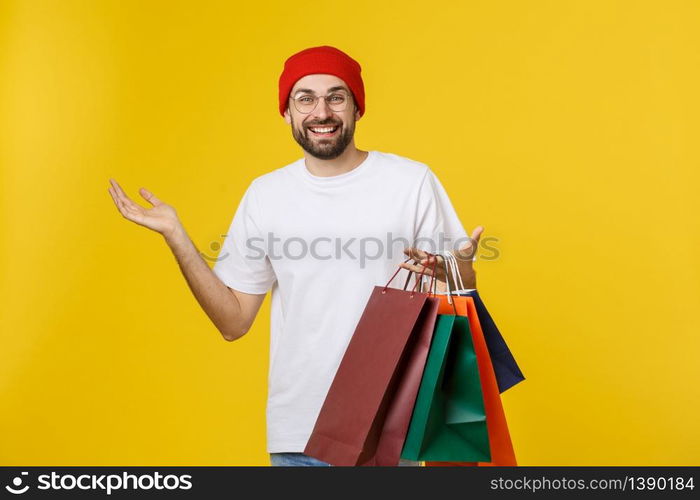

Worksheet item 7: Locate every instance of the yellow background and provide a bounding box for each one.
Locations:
[1,0,698,466]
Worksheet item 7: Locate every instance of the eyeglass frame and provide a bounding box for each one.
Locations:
[288,89,354,114]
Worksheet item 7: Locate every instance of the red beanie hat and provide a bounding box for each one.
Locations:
[278,45,365,118]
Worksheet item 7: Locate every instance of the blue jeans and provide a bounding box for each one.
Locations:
[269,453,421,467]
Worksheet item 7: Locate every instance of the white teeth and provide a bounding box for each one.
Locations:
[310,127,337,133]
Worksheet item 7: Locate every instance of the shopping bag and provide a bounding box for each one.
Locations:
[462,290,525,393]
[304,259,440,466]
[400,312,491,462]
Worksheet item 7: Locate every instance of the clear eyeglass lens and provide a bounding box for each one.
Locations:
[294,93,348,113]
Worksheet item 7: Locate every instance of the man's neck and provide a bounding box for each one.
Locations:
[303,146,369,178]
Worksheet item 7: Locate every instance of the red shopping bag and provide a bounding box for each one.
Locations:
[304,259,440,466]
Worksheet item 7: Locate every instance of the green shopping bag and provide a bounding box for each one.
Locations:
[400,313,491,462]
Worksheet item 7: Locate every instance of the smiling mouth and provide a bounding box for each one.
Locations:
[307,125,340,137]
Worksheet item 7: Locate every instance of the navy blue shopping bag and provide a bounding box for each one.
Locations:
[459,290,525,393]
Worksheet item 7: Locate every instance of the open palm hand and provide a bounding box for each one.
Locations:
[107,178,181,238]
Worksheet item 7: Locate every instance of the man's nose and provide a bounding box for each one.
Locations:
[311,97,332,120]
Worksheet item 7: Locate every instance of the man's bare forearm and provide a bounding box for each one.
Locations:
[163,224,246,340]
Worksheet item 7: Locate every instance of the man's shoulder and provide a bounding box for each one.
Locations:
[374,150,428,168]
[247,158,301,192]
[373,150,432,182]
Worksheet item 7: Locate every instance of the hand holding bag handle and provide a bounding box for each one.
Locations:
[405,252,458,314]
[401,252,438,295]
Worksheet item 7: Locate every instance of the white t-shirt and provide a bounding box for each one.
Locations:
[212,150,468,453]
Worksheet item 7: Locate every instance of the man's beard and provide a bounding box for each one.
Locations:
[291,117,355,160]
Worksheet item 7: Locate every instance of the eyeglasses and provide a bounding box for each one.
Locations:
[289,91,351,114]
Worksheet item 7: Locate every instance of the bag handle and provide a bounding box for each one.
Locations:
[400,252,438,297]
[452,251,468,291]
[407,253,457,315]
[437,252,458,315]
[445,251,463,291]
[401,249,429,292]
[405,253,452,298]
[426,256,438,297]
[446,250,474,293]
[384,257,427,298]
[385,257,412,289]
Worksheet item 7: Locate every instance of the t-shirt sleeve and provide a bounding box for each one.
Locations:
[212,181,277,294]
[413,168,469,255]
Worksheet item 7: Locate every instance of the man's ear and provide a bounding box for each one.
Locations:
[354,104,362,122]
[283,107,291,125]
